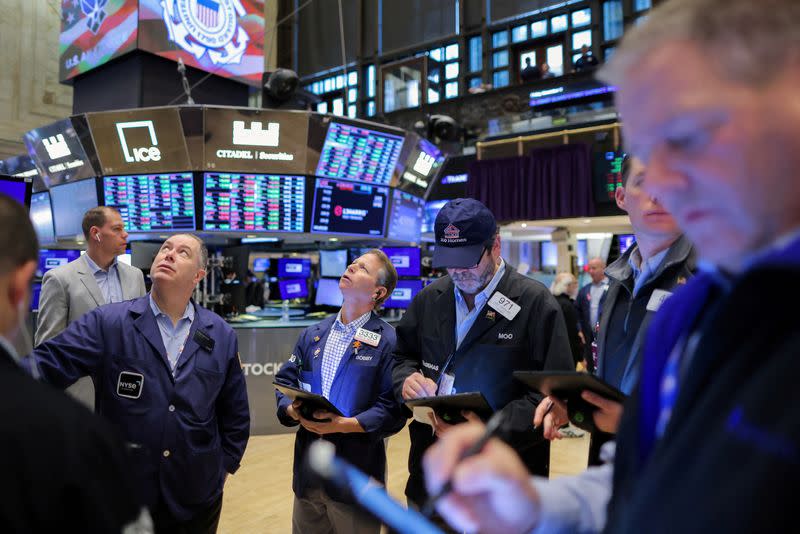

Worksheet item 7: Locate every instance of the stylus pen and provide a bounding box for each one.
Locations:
[532,399,555,431]
[421,409,507,518]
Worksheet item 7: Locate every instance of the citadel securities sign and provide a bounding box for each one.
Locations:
[203,107,309,174]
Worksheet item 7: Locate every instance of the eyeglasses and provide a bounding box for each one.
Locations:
[459,246,491,270]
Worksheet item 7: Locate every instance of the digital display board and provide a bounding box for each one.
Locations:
[387,189,424,243]
[2,155,45,192]
[315,122,405,185]
[319,249,348,278]
[381,247,421,278]
[278,279,308,300]
[315,278,343,307]
[383,279,423,309]
[37,249,82,277]
[23,118,96,187]
[30,191,56,245]
[87,107,190,175]
[59,0,138,81]
[277,258,311,279]
[422,199,448,234]
[0,176,30,208]
[203,107,309,174]
[594,151,626,203]
[138,0,266,86]
[50,179,100,238]
[252,257,270,272]
[311,178,388,237]
[103,173,196,232]
[203,173,305,232]
[398,136,445,196]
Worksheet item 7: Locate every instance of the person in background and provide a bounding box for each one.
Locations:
[520,57,541,82]
[245,270,265,308]
[0,193,148,532]
[424,0,800,531]
[576,256,608,371]
[540,63,555,78]
[574,44,599,72]
[275,250,404,534]
[550,272,582,369]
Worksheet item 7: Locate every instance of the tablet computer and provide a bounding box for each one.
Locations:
[273,382,344,418]
[404,392,493,424]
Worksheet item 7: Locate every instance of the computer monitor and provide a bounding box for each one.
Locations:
[576,239,588,267]
[252,257,271,273]
[50,179,99,238]
[278,279,309,300]
[310,178,389,237]
[383,279,424,309]
[314,277,344,307]
[30,191,55,245]
[386,189,424,243]
[278,258,311,279]
[319,249,349,278]
[381,247,421,277]
[618,234,636,254]
[103,173,196,232]
[0,175,31,208]
[315,121,405,185]
[37,249,81,277]
[422,199,448,234]
[541,241,558,268]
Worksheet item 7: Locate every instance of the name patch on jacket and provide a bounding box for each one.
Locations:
[117,371,144,399]
[193,329,215,352]
[354,327,381,347]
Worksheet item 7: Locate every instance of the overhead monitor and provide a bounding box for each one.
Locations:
[386,189,424,243]
[422,199,448,234]
[203,173,306,232]
[2,154,45,192]
[319,249,348,278]
[397,136,445,196]
[23,118,95,187]
[314,277,344,307]
[203,107,309,174]
[278,279,309,300]
[37,249,81,277]
[310,178,389,237]
[383,279,424,309]
[87,107,190,175]
[138,0,266,86]
[381,247,421,277]
[59,0,138,81]
[50,179,100,238]
[103,173,196,232]
[0,175,31,208]
[277,258,311,279]
[315,121,405,185]
[30,191,56,245]
[252,257,270,272]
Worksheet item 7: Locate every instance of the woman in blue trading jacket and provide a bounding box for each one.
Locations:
[275,249,405,534]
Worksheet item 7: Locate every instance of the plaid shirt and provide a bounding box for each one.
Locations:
[321,310,372,398]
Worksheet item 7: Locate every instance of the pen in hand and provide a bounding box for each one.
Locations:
[421,409,508,518]
[533,400,555,431]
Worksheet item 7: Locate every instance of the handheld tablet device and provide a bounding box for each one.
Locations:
[273,382,344,422]
[404,392,493,424]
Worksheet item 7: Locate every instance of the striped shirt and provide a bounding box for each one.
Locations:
[321,310,371,397]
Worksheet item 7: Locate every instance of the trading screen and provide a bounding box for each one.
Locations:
[103,173,196,232]
[311,178,388,236]
[203,173,305,232]
[315,122,404,185]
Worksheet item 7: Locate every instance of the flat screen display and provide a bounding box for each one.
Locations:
[422,199,448,234]
[319,249,348,278]
[618,234,636,254]
[252,257,270,272]
[137,0,266,86]
[0,176,30,208]
[577,239,588,267]
[541,241,558,268]
[315,121,405,185]
[23,118,95,187]
[383,279,423,309]
[30,191,56,245]
[2,155,45,192]
[50,179,99,238]
[59,0,138,81]
[203,173,305,232]
[381,247,421,277]
[87,107,190,175]
[310,178,388,236]
[278,258,311,278]
[278,279,308,300]
[203,107,309,174]
[386,189,424,243]
[103,173,196,232]
[314,277,343,307]
[398,136,445,196]
[37,249,81,277]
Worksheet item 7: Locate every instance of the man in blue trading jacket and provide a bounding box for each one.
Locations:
[26,234,250,534]
[275,249,405,534]
[422,0,800,532]
[393,198,573,510]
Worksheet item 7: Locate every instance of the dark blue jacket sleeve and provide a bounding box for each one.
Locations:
[216,332,250,474]
[274,332,306,426]
[353,329,406,437]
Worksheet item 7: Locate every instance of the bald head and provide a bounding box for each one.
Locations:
[587,257,606,284]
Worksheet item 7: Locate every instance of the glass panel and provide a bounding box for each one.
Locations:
[366,100,376,116]
[324,78,333,92]
[445,81,458,98]
[317,101,328,114]
[635,0,652,11]
[428,88,440,103]
[547,44,564,76]
[348,88,357,103]
[603,0,624,41]
[492,69,509,88]
[445,62,459,79]
[468,76,482,88]
[572,30,592,50]
[429,47,444,61]
[332,98,344,116]
[531,20,547,38]
[604,46,616,60]
[571,8,591,27]
[445,43,459,60]
[348,104,357,118]
[511,24,528,42]
[492,50,509,68]
[336,75,344,89]
[492,30,508,48]
[367,65,376,98]
[348,71,358,86]
[382,61,422,113]
[551,14,568,33]
[520,50,537,70]
[468,36,482,72]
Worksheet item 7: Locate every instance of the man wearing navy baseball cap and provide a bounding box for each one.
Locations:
[392,198,573,511]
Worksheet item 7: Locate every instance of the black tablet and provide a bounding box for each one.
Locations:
[404,392,493,423]
[273,382,344,417]
[512,371,627,403]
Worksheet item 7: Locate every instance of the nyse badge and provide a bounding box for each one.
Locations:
[485,310,496,321]
[117,371,144,399]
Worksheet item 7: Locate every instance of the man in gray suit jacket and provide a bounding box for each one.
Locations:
[35,206,145,407]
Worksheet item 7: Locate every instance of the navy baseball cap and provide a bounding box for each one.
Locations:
[432,198,497,268]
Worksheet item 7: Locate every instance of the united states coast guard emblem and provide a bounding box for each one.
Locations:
[161,0,250,65]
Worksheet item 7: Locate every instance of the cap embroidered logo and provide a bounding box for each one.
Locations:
[443,224,460,240]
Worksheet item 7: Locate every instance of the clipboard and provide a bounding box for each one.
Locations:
[273,382,344,420]
[404,392,493,424]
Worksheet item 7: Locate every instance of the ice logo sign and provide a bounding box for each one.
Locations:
[232,121,280,147]
[80,0,108,34]
[116,121,162,163]
[42,134,71,160]
[161,0,250,66]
